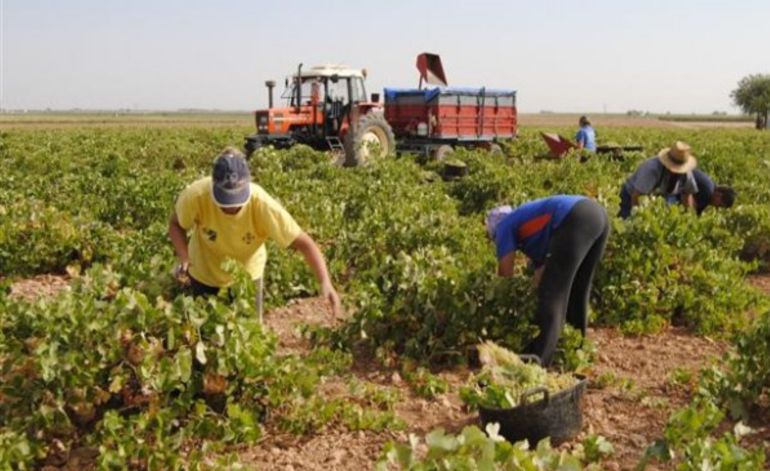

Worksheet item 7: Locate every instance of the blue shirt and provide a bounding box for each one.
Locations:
[692,169,715,215]
[575,126,596,152]
[495,195,586,266]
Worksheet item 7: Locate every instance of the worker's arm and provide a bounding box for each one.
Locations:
[289,232,341,317]
[168,211,190,276]
[497,252,515,278]
[630,190,643,208]
[575,130,585,149]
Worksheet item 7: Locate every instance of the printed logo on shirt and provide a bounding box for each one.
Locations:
[242,232,255,245]
[203,227,217,242]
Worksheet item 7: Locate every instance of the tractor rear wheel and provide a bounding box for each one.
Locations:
[344,113,396,166]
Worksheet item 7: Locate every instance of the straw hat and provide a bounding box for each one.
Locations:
[657,141,697,173]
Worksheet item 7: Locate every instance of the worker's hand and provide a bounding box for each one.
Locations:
[321,281,341,318]
[173,261,190,285]
[532,266,545,288]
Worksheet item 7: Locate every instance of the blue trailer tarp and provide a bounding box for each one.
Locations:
[384,87,516,102]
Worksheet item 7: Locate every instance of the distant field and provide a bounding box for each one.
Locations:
[0,111,254,129]
[0,111,756,130]
[657,114,754,123]
[520,113,754,129]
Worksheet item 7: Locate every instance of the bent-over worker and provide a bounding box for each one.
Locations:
[168,147,341,319]
[486,195,610,366]
[618,141,698,219]
[691,169,736,215]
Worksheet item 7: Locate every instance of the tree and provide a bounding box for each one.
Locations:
[731,74,770,130]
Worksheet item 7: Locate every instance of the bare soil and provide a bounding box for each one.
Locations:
[248,298,736,471]
[9,276,768,470]
[6,274,70,302]
[749,273,770,295]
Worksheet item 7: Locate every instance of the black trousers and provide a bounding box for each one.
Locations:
[188,276,264,320]
[526,199,610,366]
[189,276,222,297]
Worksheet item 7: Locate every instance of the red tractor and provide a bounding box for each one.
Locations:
[244,63,395,166]
[245,54,518,165]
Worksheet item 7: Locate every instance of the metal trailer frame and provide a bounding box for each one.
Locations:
[384,86,518,158]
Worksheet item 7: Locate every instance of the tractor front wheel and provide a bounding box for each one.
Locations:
[344,113,396,166]
[244,137,262,159]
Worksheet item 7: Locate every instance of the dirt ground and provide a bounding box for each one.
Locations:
[9,274,770,470]
[6,273,71,302]
[749,273,770,295]
[250,299,737,470]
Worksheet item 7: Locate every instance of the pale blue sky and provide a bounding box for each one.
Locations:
[1,0,768,113]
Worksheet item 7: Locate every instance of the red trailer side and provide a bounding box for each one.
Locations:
[384,87,517,142]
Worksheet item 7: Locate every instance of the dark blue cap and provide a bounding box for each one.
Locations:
[212,153,251,207]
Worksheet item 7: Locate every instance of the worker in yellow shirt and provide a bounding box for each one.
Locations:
[168,147,341,318]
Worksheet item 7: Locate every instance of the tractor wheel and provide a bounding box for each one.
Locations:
[433,144,455,162]
[244,138,262,159]
[343,113,396,166]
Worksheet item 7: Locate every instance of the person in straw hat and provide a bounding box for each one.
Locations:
[486,195,610,366]
[618,141,699,219]
[168,147,341,319]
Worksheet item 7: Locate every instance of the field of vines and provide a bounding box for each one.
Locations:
[1,123,770,470]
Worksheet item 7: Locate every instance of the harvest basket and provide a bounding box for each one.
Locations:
[478,374,587,445]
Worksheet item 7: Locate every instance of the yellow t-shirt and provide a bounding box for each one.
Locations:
[175,177,302,287]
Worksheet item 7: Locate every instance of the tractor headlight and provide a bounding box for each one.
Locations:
[258,115,269,133]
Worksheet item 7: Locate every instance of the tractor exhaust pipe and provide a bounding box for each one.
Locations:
[265,80,276,109]
[295,63,303,113]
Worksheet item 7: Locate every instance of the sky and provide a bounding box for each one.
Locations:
[1,0,768,114]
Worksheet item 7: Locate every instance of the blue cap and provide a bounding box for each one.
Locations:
[212,153,251,207]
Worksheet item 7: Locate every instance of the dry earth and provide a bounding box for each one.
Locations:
[9,274,770,470]
[7,273,71,302]
[248,299,737,470]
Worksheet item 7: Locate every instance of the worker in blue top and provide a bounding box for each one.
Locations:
[486,195,610,366]
[691,169,737,215]
[618,141,698,219]
[575,116,597,152]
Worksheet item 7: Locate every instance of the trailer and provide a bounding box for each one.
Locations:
[244,53,518,164]
[384,86,517,159]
